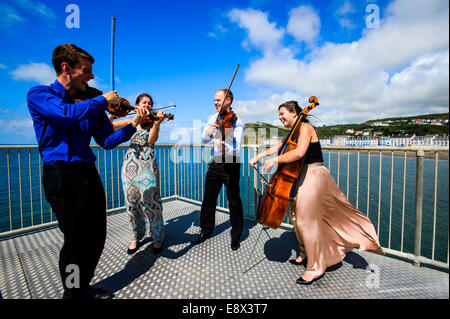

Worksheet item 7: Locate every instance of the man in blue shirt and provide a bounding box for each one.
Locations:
[27,44,148,299]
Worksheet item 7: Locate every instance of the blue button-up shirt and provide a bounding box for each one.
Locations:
[27,80,136,164]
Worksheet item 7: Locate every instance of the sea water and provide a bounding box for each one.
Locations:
[0,146,448,263]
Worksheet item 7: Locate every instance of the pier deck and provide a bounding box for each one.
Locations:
[0,200,448,299]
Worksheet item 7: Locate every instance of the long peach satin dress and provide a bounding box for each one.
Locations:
[289,162,385,281]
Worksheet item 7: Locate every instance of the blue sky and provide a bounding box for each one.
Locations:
[0,0,448,144]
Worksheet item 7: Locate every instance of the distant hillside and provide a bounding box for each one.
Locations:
[366,113,448,123]
[244,122,288,143]
[245,113,449,138]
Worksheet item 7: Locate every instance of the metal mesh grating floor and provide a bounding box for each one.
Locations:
[0,200,448,299]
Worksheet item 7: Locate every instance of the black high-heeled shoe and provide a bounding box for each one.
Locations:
[296,273,324,285]
[153,244,163,254]
[289,258,307,266]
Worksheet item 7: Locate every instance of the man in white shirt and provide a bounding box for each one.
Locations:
[193,89,245,250]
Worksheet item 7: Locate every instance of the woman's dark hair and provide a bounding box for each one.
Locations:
[278,100,309,123]
[135,93,153,106]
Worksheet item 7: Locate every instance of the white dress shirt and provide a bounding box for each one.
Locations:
[202,112,245,160]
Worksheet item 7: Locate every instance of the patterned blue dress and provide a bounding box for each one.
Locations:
[121,126,166,244]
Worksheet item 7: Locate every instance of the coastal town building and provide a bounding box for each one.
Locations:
[319,134,448,148]
[259,134,448,148]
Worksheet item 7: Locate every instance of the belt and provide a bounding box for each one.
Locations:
[211,156,241,164]
[307,162,323,167]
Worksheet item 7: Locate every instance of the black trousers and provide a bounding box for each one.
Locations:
[200,159,243,244]
[43,163,106,298]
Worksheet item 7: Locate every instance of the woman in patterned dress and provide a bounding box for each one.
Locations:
[121,93,167,254]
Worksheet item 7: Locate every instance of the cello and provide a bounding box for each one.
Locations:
[254,96,319,229]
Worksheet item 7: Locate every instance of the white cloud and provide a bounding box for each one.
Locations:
[0,0,56,36]
[382,51,449,112]
[0,3,26,30]
[228,8,284,51]
[208,24,228,39]
[337,18,355,30]
[16,0,56,20]
[0,117,34,137]
[229,0,449,125]
[335,1,356,30]
[0,112,37,144]
[233,91,305,124]
[336,0,355,15]
[10,62,54,85]
[286,5,321,44]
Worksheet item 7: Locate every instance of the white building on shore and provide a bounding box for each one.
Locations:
[320,134,448,148]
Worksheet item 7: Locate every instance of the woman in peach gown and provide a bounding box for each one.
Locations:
[249,100,384,285]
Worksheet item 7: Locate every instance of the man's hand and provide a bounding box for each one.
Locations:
[206,124,219,136]
[102,91,119,105]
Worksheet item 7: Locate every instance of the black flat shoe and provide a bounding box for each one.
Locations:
[193,231,212,245]
[153,244,163,254]
[127,241,141,255]
[86,287,115,300]
[289,258,307,266]
[296,273,324,285]
[231,242,240,250]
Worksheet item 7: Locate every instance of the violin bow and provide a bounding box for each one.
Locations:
[127,104,177,116]
[215,64,240,124]
[111,16,116,91]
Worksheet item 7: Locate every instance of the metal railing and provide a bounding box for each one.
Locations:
[0,144,448,270]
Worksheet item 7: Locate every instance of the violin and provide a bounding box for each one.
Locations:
[216,103,237,157]
[72,85,133,117]
[215,64,240,157]
[218,109,237,128]
[255,96,319,229]
[142,108,175,123]
[73,85,175,123]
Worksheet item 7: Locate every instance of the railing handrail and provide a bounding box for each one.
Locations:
[1,144,448,152]
[0,144,448,270]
